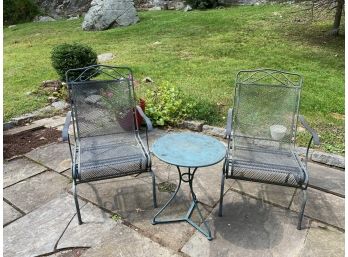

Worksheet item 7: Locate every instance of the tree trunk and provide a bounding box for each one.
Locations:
[331,0,344,36]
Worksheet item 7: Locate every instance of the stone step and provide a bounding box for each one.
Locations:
[4,115,66,136]
[307,162,344,197]
[4,123,44,136]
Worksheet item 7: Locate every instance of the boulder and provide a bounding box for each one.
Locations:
[82,0,139,31]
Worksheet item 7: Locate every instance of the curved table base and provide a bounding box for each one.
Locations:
[152,167,212,241]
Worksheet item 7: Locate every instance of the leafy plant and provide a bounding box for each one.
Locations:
[57,83,69,102]
[4,0,40,25]
[111,214,122,221]
[144,82,195,126]
[51,43,98,81]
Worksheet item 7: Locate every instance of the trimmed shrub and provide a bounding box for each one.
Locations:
[51,43,98,81]
[185,0,218,9]
[4,0,40,25]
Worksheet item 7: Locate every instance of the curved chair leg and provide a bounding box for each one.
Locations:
[73,180,83,225]
[218,171,225,217]
[151,170,158,208]
[297,189,307,230]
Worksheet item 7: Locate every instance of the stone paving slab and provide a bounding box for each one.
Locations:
[307,162,345,197]
[118,190,213,252]
[58,202,119,249]
[3,157,47,188]
[3,201,23,226]
[4,171,70,213]
[81,222,182,257]
[61,169,72,178]
[181,190,310,257]
[299,221,344,257]
[74,176,212,251]
[230,181,296,209]
[73,176,159,213]
[291,187,345,229]
[25,142,71,173]
[3,194,87,257]
[47,249,88,257]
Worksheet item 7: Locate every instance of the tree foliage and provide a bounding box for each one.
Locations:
[4,0,40,25]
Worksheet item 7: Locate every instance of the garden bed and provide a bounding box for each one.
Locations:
[4,127,62,159]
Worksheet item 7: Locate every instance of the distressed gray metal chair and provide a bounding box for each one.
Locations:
[62,65,157,224]
[219,69,319,229]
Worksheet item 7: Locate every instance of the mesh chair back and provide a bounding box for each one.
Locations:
[233,69,302,150]
[67,65,138,139]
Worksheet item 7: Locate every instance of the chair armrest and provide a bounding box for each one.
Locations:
[299,115,320,145]
[136,105,153,131]
[225,108,233,138]
[62,111,72,142]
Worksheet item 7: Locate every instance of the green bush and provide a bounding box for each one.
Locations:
[185,0,218,9]
[144,82,195,126]
[4,0,40,25]
[51,43,98,81]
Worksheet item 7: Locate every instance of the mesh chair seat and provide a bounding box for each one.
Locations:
[76,134,148,182]
[226,145,305,187]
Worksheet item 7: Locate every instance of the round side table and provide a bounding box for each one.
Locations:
[151,132,226,240]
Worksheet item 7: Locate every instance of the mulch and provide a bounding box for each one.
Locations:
[4,127,62,159]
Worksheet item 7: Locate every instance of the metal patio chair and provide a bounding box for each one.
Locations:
[218,69,320,229]
[62,65,157,224]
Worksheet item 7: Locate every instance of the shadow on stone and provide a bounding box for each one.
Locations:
[212,193,283,250]
[231,180,296,209]
[181,190,310,257]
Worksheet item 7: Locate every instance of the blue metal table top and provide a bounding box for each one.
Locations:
[152,132,226,168]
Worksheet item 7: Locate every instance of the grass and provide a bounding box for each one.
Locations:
[3,4,344,154]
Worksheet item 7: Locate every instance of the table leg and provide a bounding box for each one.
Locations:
[152,166,212,240]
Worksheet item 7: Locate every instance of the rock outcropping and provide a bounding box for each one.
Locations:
[35,0,91,19]
[82,0,139,31]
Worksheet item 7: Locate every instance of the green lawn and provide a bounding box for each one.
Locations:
[3,4,344,153]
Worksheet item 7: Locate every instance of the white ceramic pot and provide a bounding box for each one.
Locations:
[270,125,287,140]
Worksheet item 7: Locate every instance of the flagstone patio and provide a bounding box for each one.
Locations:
[3,118,345,257]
